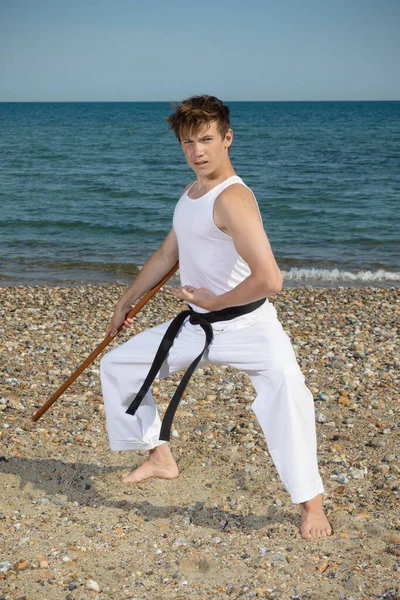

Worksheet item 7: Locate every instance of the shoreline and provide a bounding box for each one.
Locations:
[1,284,399,599]
[0,279,398,290]
[1,266,399,290]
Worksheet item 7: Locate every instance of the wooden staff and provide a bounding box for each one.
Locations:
[32,261,179,422]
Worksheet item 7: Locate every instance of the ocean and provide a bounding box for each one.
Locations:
[0,101,399,288]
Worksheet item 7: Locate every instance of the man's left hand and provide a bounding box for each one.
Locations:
[168,285,217,311]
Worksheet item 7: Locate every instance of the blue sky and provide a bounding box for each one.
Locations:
[0,0,399,101]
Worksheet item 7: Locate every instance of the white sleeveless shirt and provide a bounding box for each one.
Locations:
[172,175,272,314]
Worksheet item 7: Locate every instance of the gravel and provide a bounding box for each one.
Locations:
[0,283,399,600]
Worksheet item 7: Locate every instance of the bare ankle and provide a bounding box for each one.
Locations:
[301,493,324,511]
[148,443,175,464]
[150,443,169,456]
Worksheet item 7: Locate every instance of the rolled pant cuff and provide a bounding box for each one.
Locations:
[288,479,325,504]
[110,438,167,451]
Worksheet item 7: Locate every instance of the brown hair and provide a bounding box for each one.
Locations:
[166,95,230,142]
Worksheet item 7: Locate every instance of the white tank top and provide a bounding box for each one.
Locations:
[172,175,271,314]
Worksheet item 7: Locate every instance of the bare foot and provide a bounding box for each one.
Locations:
[300,493,333,539]
[121,443,179,484]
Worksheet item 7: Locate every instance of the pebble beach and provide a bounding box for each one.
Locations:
[0,283,399,600]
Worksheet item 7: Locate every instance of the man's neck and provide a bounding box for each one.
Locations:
[195,163,236,191]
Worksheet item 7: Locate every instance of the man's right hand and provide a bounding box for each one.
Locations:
[106,305,133,338]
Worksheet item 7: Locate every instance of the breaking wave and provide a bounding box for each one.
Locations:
[282,267,400,284]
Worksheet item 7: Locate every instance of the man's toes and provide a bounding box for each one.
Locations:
[315,527,323,537]
[301,526,312,539]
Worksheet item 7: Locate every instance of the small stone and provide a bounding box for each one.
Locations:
[316,559,329,573]
[338,395,350,405]
[173,538,189,547]
[86,579,100,592]
[210,536,221,545]
[316,412,326,423]
[68,581,80,590]
[350,468,365,479]
[383,454,396,463]
[258,545,267,557]
[317,391,330,401]
[336,473,349,484]
[368,438,386,448]
[0,561,13,572]
[270,552,286,564]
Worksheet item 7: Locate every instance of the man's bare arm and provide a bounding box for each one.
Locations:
[210,184,283,310]
[106,228,178,337]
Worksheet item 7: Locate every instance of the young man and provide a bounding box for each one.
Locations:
[100,95,332,539]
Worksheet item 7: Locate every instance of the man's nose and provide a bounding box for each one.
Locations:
[193,143,204,156]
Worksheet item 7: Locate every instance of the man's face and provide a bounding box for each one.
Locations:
[180,121,232,176]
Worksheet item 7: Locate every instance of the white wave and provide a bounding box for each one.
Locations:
[282,267,400,282]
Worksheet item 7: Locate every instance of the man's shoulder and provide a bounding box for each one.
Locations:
[217,182,254,205]
[215,182,261,227]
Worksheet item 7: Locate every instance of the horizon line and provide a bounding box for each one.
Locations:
[1,99,399,104]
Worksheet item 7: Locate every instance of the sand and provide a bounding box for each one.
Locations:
[0,283,399,600]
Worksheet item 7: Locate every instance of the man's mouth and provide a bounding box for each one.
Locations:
[194,161,208,166]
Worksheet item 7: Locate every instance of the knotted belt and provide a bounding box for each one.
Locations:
[125,297,266,441]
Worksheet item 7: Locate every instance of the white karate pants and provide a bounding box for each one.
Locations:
[100,302,325,503]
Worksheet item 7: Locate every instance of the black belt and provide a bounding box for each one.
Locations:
[125,297,266,441]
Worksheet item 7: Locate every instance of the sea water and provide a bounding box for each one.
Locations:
[0,101,399,287]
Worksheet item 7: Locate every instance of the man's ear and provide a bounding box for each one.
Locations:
[225,128,233,148]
